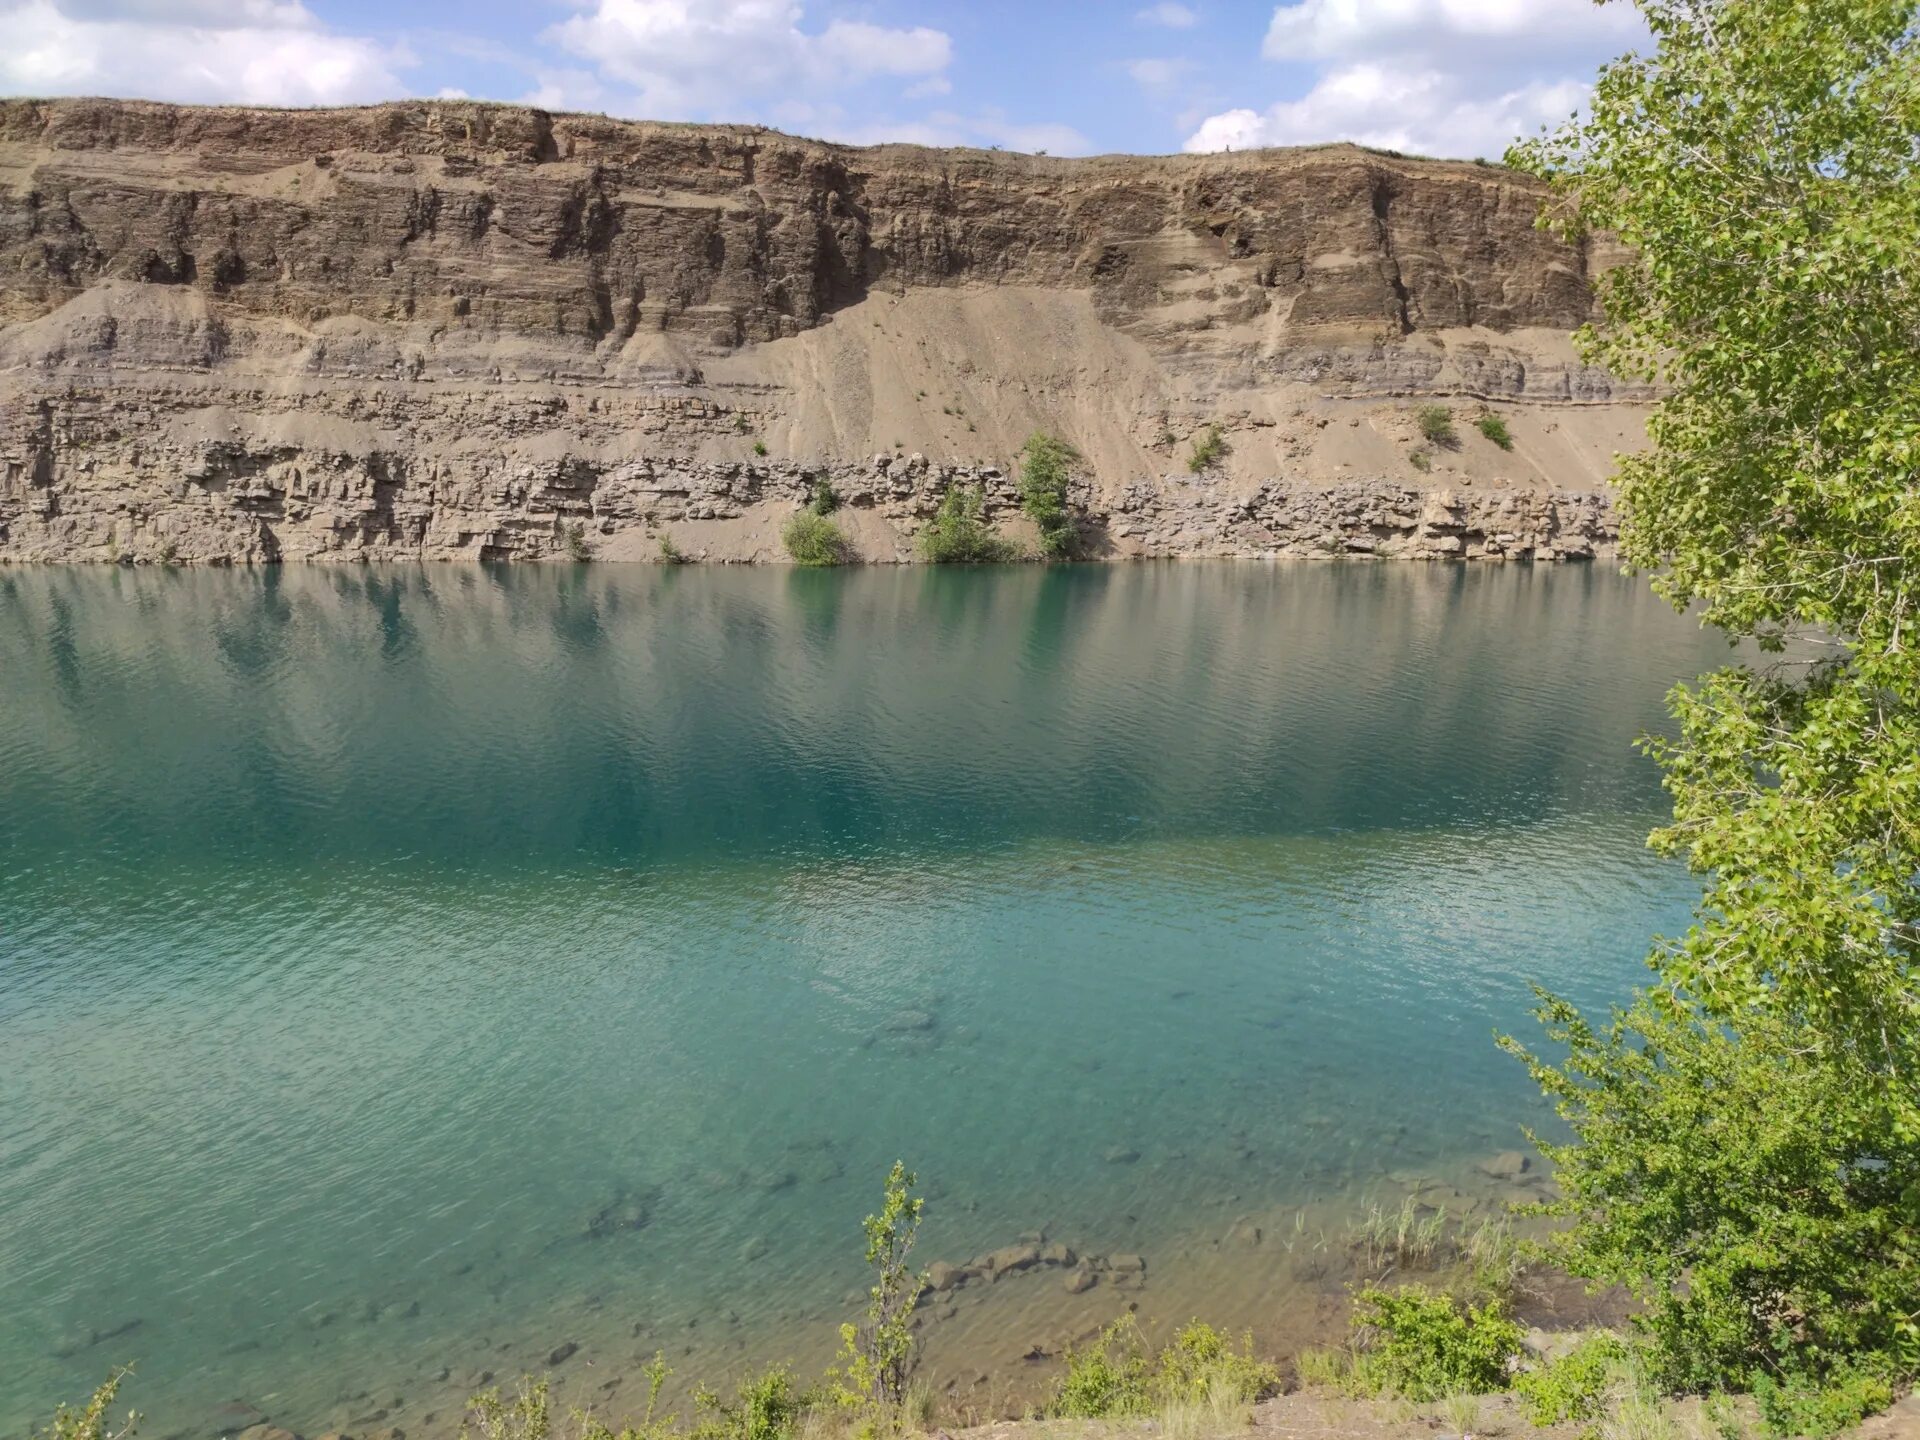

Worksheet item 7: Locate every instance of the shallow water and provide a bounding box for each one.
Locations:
[1,562,1722,1438]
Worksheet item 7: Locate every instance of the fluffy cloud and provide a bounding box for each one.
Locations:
[1185,0,1645,159]
[544,0,951,120]
[1136,2,1199,27]
[0,0,408,105]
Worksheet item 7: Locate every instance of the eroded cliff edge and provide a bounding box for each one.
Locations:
[0,98,1644,564]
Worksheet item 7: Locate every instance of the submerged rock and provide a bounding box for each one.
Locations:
[983,1243,1041,1276]
[547,1342,579,1366]
[1480,1151,1532,1181]
[927,1261,970,1292]
[584,1188,656,1239]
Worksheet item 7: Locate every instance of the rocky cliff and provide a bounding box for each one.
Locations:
[0,98,1642,564]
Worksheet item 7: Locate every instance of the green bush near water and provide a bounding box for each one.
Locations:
[1310,1285,1523,1403]
[1016,433,1082,559]
[1752,1358,1897,1440]
[917,484,1013,563]
[783,510,850,566]
[1515,1333,1630,1430]
[1050,1317,1279,1419]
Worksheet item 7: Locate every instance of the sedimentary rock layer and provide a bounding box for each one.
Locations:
[0,98,1640,564]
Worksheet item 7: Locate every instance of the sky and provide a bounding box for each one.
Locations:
[0,0,1651,161]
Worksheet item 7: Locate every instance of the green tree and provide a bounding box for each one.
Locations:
[1502,0,1920,1395]
[833,1161,927,1409]
[917,485,1012,563]
[1018,433,1082,557]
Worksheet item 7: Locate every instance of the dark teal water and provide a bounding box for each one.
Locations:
[0,563,1720,1438]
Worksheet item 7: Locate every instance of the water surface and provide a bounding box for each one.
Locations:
[0,562,1722,1438]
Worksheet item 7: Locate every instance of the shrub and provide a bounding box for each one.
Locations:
[1347,1285,1523,1401]
[1416,405,1457,446]
[463,1379,555,1440]
[1752,1358,1895,1440]
[1409,447,1433,473]
[1017,432,1081,559]
[752,441,768,457]
[783,510,849,567]
[1516,1333,1631,1430]
[1051,1318,1277,1419]
[832,1161,926,1408]
[691,1367,813,1440]
[807,478,840,516]
[917,485,1012,563]
[563,522,590,562]
[1187,423,1226,473]
[657,533,687,564]
[38,1370,138,1440]
[1476,413,1514,450]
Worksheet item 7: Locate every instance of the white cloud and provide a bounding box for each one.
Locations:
[0,0,408,105]
[1262,0,1641,66]
[544,0,951,120]
[1186,0,1644,159]
[1136,2,1198,27]
[1126,57,1197,96]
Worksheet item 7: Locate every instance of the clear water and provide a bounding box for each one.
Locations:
[0,562,1721,1439]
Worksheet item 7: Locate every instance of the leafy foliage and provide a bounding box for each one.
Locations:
[657,533,686,564]
[1017,433,1082,558]
[1516,1334,1632,1431]
[1050,1319,1278,1419]
[783,510,850,567]
[1752,1356,1896,1439]
[832,1161,926,1408]
[1476,414,1514,450]
[37,1370,138,1440]
[1186,424,1226,473]
[1415,405,1457,447]
[467,1360,815,1440]
[1503,0,1920,1397]
[1344,1285,1523,1402]
[917,485,1012,563]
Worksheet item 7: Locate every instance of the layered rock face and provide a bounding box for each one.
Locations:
[0,98,1640,564]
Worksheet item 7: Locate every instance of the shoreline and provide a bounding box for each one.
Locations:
[0,471,1618,568]
[21,1157,1597,1440]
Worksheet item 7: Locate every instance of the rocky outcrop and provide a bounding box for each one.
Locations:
[0,98,1639,565]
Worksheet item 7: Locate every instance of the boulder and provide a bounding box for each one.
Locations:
[1480,1151,1532,1181]
[927,1261,969,1292]
[983,1243,1041,1276]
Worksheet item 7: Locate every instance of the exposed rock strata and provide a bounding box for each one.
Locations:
[0,99,1639,565]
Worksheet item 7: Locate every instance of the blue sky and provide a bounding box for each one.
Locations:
[0,0,1649,160]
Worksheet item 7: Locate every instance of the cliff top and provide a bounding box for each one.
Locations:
[0,95,1521,183]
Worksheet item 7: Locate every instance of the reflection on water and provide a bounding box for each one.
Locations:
[0,562,1715,1438]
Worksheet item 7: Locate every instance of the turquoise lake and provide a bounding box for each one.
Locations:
[0,561,1729,1438]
